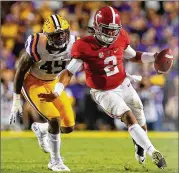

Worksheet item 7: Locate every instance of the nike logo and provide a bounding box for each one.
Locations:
[127,83,130,87]
[114,48,119,53]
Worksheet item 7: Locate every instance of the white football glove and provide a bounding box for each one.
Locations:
[9,93,23,124]
[126,73,142,82]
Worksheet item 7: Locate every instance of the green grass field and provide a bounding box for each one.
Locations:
[1,131,178,173]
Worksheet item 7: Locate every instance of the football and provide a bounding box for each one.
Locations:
[154,48,173,74]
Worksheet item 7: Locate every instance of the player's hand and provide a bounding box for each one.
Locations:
[9,95,23,124]
[154,48,173,74]
[38,92,59,102]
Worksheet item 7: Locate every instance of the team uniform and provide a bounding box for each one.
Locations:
[16,7,166,170]
[23,33,76,127]
[68,29,145,126]
[44,7,166,169]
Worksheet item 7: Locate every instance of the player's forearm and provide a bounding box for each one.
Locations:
[14,70,26,94]
[130,52,157,63]
[124,45,157,63]
[54,69,73,95]
[57,69,73,87]
[54,58,83,96]
[14,52,33,94]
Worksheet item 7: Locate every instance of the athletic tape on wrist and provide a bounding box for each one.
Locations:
[54,83,64,96]
[141,52,155,63]
[13,93,20,100]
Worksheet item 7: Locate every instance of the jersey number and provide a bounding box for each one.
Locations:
[104,56,119,76]
[39,61,65,74]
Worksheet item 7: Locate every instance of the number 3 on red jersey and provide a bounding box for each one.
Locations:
[104,56,119,76]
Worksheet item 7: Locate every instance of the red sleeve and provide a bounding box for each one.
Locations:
[71,40,84,60]
[124,30,130,49]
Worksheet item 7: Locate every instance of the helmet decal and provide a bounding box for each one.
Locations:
[109,6,116,24]
[51,15,61,30]
[96,11,102,25]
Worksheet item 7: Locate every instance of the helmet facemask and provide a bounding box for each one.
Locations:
[94,23,122,45]
[45,29,70,49]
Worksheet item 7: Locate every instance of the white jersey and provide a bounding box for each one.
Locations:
[25,33,77,80]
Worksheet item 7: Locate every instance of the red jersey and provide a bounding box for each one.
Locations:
[71,29,130,90]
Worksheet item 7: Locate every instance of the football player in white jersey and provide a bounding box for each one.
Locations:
[10,14,79,172]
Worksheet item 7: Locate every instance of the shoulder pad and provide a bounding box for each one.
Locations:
[25,33,42,62]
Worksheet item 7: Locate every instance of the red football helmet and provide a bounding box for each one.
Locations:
[94,6,122,45]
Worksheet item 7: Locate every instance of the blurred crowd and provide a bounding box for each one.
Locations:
[1,1,178,131]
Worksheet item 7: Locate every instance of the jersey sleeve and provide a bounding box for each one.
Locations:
[124,45,136,59]
[25,33,41,62]
[124,30,130,49]
[66,58,83,74]
[71,40,84,60]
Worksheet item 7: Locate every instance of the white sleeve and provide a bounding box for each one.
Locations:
[124,45,155,63]
[25,35,33,57]
[66,58,83,74]
[124,45,136,59]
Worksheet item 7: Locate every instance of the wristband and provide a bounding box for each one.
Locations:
[141,52,155,63]
[13,93,20,100]
[54,83,64,96]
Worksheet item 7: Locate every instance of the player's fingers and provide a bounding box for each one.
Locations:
[38,93,49,98]
[19,112,23,117]
[13,117,16,123]
[38,93,46,98]
[45,99,53,102]
[41,97,53,102]
[9,117,12,124]
[9,113,13,124]
[40,98,47,102]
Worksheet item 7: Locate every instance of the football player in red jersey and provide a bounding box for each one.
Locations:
[38,6,167,169]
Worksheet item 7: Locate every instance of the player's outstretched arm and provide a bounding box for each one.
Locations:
[38,69,74,102]
[10,52,34,124]
[124,45,173,74]
[124,45,157,63]
[38,58,83,102]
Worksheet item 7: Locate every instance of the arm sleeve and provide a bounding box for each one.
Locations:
[66,58,83,74]
[25,34,41,62]
[124,45,136,59]
[124,45,155,63]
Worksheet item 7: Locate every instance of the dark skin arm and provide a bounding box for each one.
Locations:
[14,52,34,94]
[38,69,73,102]
[57,69,73,87]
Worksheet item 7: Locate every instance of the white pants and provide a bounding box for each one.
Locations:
[90,77,146,126]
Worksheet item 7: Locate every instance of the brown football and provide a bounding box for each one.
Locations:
[154,48,173,74]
